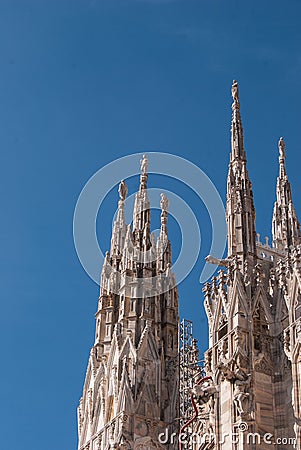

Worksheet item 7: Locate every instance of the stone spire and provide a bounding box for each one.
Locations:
[77,156,179,450]
[230,79,246,161]
[199,83,297,450]
[110,180,128,259]
[272,137,301,251]
[133,154,151,249]
[157,193,172,272]
[226,80,257,265]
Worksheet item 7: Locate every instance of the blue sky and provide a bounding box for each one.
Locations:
[1,1,301,449]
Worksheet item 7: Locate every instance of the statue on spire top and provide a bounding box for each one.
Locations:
[140,154,148,174]
[118,180,128,201]
[231,80,239,103]
[160,193,169,213]
[278,137,286,158]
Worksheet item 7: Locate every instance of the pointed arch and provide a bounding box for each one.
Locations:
[252,285,274,325]
[227,275,249,328]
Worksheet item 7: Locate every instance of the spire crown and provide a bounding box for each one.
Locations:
[230,79,245,161]
[133,154,150,232]
[140,154,148,175]
[160,193,169,212]
[118,180,128,201]
[160,193,169,231]
[139,154,149,191]
[231,79,240,106]
[227,80,256,261]
[278,137,287,180]
[110,181,127,257]
[272,136,301,250]
[278,136,286,159]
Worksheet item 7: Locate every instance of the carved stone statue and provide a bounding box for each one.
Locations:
[278,137,286,158]
[234,328,246,354]
[140,154,148,174]
[284,329,290,353]
[160,193,169,213]
[118,180,128,200]
[218,338,228,360]
[193,379,217,405]
[233,382,250,416]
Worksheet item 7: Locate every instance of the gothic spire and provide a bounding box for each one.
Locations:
[272,137,301,251]
[78,154,179,450]
[226,80,257,263]
[231,79,246,162]
[157,193,172,271]
[133,154,151,249]
[110,180,127,258]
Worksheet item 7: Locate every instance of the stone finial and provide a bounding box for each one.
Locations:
[231,79,239,104]
[278,137,286,159]
[160,193,169,213]
[118,180,128,201]
[140,154,148,174]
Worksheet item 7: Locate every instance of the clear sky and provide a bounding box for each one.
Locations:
[1,1,301,449]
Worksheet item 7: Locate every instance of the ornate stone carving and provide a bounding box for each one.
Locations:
[254,353,273,376]
[193,379,217,406]
[233,379,250,418]
[118,180,128,201]
[204,350,212,375]
[96,434,102,450]
[140,154,148,174]
[254,263,264,285]
[134,436,163,449]
[160,193,169,213]
[218,338,228,361]
[231,79,239,103]
[278,136,286,158]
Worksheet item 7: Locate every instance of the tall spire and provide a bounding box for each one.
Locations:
[231,79,246,161]
[110,180,127,258]
[78,155,179,450]
[198,84,300,450]
[157,193,172,271]
[272,137,301,251]
[226,80,257,263]
[133,154,151,250]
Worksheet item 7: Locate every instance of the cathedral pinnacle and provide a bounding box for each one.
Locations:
[231,79,245,161]
[231,79,240,105]
[278,137,287,180]
[118,179,128,201]
[110,180,127,257]
[272,137,301,251]
[140,154,148,175]
[159,193,169,241]
[157,193,172,270]
[278,136,286,159]
[160,193,169,229]
[78,154,179,450]
[227,80,256,262]
[139,154,148,191]
[133,154,150,234]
